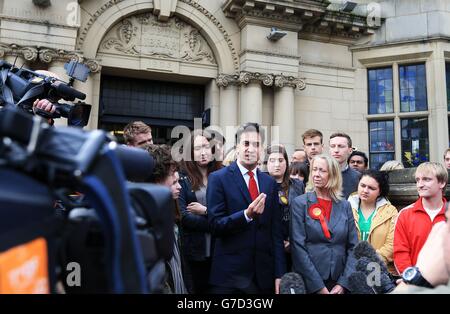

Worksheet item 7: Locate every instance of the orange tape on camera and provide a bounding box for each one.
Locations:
[0,238,49,294]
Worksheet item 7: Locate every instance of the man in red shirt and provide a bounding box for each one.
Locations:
[394,162,448,275]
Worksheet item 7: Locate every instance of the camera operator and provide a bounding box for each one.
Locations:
[33,98,56,125]
[31,70,63,126]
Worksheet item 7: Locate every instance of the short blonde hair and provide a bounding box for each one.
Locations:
[306,154,343,201]
[416,162,448,185]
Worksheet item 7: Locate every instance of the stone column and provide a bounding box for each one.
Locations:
[427,51,448,162]
[240,81,262,125]
[238,72,273,125]
[204,79,220,127]
[273,75,305,156]
[217,74,239,150]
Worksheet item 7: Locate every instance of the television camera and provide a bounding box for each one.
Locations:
[0,60,91,126]
[0,69,174,293]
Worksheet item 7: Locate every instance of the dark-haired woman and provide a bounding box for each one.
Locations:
[290,161,309,185]
[347,169,398,275]
[266,145,304,271]
[179,131,222,294]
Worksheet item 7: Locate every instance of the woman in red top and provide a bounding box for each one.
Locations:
[290,154,358,294]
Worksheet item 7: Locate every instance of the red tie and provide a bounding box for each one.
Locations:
[247,171,259,201]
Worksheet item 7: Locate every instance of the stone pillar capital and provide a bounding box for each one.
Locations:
[274,75,306,90]
[238,71,274,87]
[0,43,102,74]
[216,73,240,87]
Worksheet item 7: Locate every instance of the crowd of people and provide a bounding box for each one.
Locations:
[121,120,450,294]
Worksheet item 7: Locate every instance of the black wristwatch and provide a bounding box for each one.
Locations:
[402,266,433,288]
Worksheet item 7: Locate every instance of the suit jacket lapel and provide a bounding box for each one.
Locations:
[256,169,269,196]
[328,200,343,233]
[229,162,252,204]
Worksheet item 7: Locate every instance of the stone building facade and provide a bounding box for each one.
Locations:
[1,0,450,168]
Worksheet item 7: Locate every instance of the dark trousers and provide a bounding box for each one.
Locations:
[186,258,211,294]
[210,278,273,294]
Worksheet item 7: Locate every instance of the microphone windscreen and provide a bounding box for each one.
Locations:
[280,272,306,294]
[348,271,375,294]
[354,241,389,273]
[356,257,396,294]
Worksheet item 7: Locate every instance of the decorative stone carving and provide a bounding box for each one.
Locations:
[274,75,306,90]
[77,0,239,71]
[85,59,102,73]
[0,43,101,73]
[217,72,306,90]
[238,71,274,86]
[20,46,39,62]
[100,13,216,65]
[216,73,240,87]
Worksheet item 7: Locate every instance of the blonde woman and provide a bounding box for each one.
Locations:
[290,154,358,294]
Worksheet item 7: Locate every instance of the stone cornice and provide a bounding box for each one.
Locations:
[0,14,79,30]
[239,49,299,60]
[217,71,306,90]
[0,43,101,73]
[223,0,380,41]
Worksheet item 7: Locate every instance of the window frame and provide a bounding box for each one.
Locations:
[366,60,430,169]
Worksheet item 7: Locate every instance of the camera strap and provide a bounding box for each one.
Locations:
[1,67,47,108]
[1,68,15,107]
[79,149,148,293]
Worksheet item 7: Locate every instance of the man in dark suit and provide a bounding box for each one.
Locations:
[207,123,286,294]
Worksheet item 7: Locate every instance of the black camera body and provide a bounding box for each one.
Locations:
[0,60,91,126]
[0,107,174,293]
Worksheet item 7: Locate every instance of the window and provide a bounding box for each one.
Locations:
[446,63,450,111]
[401,118,429,167]
[368,67,393,114]
[399,64,427,112]
[447,63,450,146]
[369,120,395,170]
[367,62,429,169]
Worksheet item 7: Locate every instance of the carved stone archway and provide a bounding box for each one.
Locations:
[97,12,218,77]
[77,0,238,74]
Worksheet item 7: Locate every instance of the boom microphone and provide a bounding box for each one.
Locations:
[280,272,306,294]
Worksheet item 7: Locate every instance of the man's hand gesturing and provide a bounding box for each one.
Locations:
[245,193,266,219]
